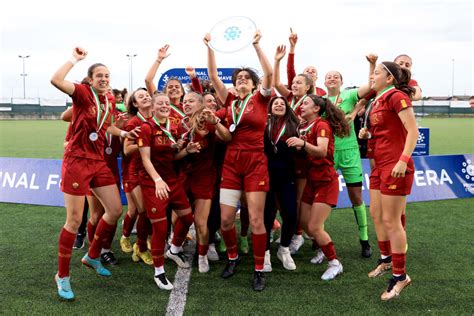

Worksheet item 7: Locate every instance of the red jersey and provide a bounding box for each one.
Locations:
[137,120,179,185]
[178,121,217,176]
[169,102,185,130]
[216,91,271,151]
[65,83,115,160]
[123,114,152,179]
[369,89,414,170]
[286,92,307,117]
[287,53,326,96]
[409,79,419,87]
[305,118,337,181]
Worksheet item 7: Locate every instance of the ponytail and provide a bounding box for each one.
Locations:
[381,61,415,99]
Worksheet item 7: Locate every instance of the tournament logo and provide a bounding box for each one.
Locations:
[224,26,242,41]
[417,132,425,144]
[461,158,474,194]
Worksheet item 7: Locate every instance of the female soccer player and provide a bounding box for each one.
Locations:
[51,47,138,300]
[394,54,422,101]
[138,93,195,290]
[177,91,231,273]
[287,94,350,281]
[365,61,418,300]
[204,30,273,291]
[263,96,299,271]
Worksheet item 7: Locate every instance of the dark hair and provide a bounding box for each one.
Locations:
[127,88,148,116]
[232,67,260,91]
[394,54,412,63]
[294,74,315,94]
[325,71,343,82]
[87,63,107,79]
[266,96,299,140]
[113,88,128,98]
[307,94,350,138]
[381,61,415,98]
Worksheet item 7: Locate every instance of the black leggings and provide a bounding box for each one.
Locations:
[264,174,297,249]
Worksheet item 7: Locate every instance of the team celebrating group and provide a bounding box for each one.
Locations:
[51,30,420,301]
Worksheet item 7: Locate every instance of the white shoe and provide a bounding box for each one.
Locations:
[198,255,210,273]
[321,259,343,281]
[207,244,219,261]
[274,237,281,244]
[166,249,191,269]
[277,246,296,271]
[154,273,173,290]
[289,235,304,255]
[263,250,272,272]
[310,249,325,265]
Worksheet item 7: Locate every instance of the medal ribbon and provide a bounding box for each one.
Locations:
[180,117,194,142]
[299,120,316,135]
[374,85,395,102]
[290,95,307,111]
[152,117,176,144]
[170,104,185,118]
[90,86,110,133]
[137,112,147,122]
[272,123,287,146]
[231,94,252,127]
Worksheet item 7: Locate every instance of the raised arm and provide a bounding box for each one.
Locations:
[185,66,203,94]
[51,47,87,96]
[273,45,291,98]
[203,34,228,104]
[253,30,272,90]
[287,28,298,87]
[145,45,170,94]
[366,53,378,83]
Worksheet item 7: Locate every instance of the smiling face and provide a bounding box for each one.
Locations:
[234,70,255,94]
[89,66,110,94]
[153,95,171,119]
[292,75,310,97]
[303,66,318,82]
[371,64,395,92]
[133,89,152,111]
[299,97,319,120]
[204,94,218,112]
[165,79,184,101]
[395,55,412,70]
[271,97,287,117]
[324,71,343,91]
[183,93,203,116]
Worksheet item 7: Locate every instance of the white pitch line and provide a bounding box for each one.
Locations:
[165,224,196,316]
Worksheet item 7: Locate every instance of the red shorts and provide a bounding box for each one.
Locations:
[295,156,309,180]
[141,177,191,220]
[221,149,269,192]
[301,177,339,207]
[123,170,139,193]
[370,167,414,196]
[184,169,216,200]
[61,156,116,196]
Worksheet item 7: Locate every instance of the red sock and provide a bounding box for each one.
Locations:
[401,214,406,230]
[221,226,238,260]
[392,253,406,275]
[252,232,267,271]
[87,221,97,245]
[136,213,149,252]
[58,228,76,278]
[102,223,117,250]
[151,220,168,267]
[321,241,337,261]
[198,243,209,256]
[88,219,114,259]
[296,223,303,235]
[378,240,392,257]
[122,213,137,237]
[172,213,194,248]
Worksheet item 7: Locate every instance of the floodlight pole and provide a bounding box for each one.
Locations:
[19,55,30,99]
[126,54,137,92]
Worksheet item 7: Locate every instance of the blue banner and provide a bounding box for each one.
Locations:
[413,127,430,156]
[1,155,473,208]
[157,68,235,91]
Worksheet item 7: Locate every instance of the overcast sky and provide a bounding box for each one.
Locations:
[1,0,472,100]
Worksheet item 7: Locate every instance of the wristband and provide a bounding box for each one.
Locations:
[69,57,78,66]
[399,154,411,163]
[154,177,162,183]
[120,130,127,138]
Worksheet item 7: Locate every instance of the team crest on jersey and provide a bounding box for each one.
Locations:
[400,99,408,108]
[155,130,163,135]
[388,184,397,190]
[258,180,266,186]
[370,114,379,125]
[72,182,79,189]
[151,208,157,213]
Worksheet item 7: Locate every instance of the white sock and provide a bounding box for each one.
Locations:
[101,248,110,254]
[155,266,165,276]
[170,244,181,254]
[381,254,390,260]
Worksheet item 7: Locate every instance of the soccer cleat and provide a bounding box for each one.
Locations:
[120,236,133,253]
[252,271,266,291]
[368,258,392,278]
[100,251,118,265]
[239,236,249,255]
[263,250,272,273]
[81,254,112,277]
[207,243,219,261]
[360,240,373,258]
[277,246,296,271]
[321,259,343,281]
[154,273,174,291]
[289,234,304,255]
[132,243,153,265]
[73,234,85,250]
[381,275,412,301]
[55,274,75,300]
[147,236,152,250]
[221,257,240,279]
[198,255,210,273]
[166,249,191,268]
[310,249,325,265]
